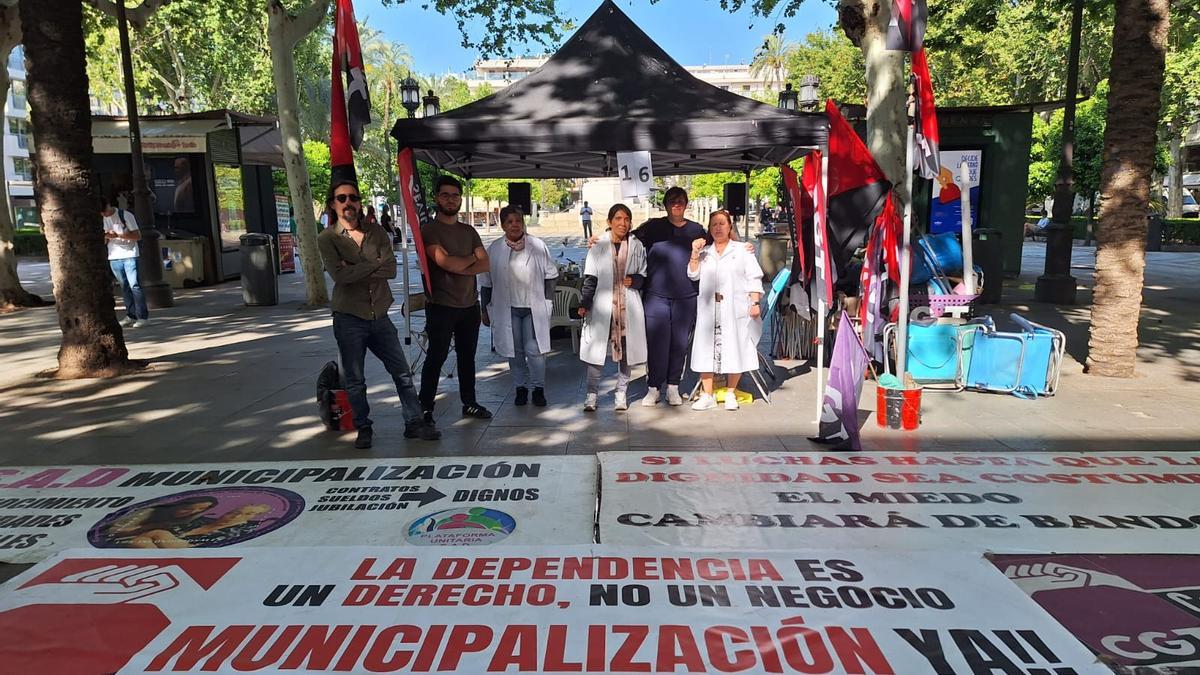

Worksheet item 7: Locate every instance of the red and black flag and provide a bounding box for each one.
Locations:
[330,0,371,185]
[912,48,940,180]
[824,99,891,282]
[886,0,927,52]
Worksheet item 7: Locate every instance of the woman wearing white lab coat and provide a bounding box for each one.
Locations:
[578,204,648,412]
[480,206,558,407]
[687,209,764,411]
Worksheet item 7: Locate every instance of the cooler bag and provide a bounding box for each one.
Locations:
[964,313,1064,397]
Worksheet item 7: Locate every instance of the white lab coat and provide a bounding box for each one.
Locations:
[479,236,558,358]
[688,242,765,373]
[580,237,648,367]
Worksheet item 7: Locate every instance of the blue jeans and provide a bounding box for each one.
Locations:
[110,257,148,320]
[508,307,545,388]
[333,312,422,429]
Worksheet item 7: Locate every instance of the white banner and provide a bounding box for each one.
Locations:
[599,451,1200,553]
[0,456,596,564]
[0,545,1107,674]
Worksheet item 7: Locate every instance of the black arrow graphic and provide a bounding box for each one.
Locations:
[398,487,446,508]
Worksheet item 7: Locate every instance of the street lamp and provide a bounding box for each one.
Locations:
[400,75,420,118]
[777,82,798,111]
[422,90,441,118]
[799,74,820,111]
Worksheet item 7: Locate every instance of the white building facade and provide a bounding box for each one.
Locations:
[4,46,35,228]
[463,58,769,97]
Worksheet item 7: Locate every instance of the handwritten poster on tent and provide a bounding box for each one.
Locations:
[0,456,596,565]
[0,545,1108,673]
[930,149,982,235]
[598,451,1200,552]
[617,151,654,199]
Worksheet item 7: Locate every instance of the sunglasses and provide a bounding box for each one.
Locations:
[334,193,361,203]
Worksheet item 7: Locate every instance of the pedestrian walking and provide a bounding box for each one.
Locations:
[479,206,559,407]
[101,195,149,328]
[579,204,647,412]
[579,201,594,239]
[419,175,494,421]
[687,210,764,411]
[317,179,440,448]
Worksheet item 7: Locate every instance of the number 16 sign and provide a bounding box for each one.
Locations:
[617,151,654,199]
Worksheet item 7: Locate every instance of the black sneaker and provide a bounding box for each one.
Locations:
[419,422,442,440]
[354,426,373,449]
[532,387,547,407]
[514,387,528,406]
[462,403,493,419]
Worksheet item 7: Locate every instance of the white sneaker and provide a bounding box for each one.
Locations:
[724,391,740,411]
[666,385,683,406]
[641,387,659,407]
[614,392,628,411]
[691,394,717,411]
[119,317,136,327]
[583,393,598,412]
[132,319,150,328]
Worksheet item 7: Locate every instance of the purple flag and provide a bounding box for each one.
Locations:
[812,311,869,450]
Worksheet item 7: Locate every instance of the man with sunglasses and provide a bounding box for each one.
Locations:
[318,179,440,448]
[419,175,493,421]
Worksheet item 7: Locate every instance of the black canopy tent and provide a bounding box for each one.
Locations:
[389,0,828,179]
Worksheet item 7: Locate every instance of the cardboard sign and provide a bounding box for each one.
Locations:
[598,451,1200,552]
[617,151,654,199]
[0,545,1107,673]
[0,456,596,564]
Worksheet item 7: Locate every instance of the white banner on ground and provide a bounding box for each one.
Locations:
[0,456,595,564]
[598,451,1200,552]
[0,545,1108,674]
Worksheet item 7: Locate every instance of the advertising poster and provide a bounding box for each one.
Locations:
[994,553,1200,674]
[930,149,982,235]
[0,546,1108,674]
[0,457,596,565]
[598,451,1200,552]
[278,233,296,273]
[213,165,246,251]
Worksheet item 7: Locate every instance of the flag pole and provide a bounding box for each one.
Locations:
[395,159,414,345]
[958,159,975,294]
[897,118,915,380]
[815,151,829,423]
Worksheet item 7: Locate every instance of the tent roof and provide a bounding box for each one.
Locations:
[390,0,827,178]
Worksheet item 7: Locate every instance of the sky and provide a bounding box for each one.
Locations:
[353,0,840,76]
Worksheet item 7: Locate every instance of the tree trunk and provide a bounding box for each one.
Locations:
[20,0,135,377]
[0,4,48,312]
[1167,127,1183,218]
[840,0,907,201]
[268,0,329,308]
[1086,0,1170,378]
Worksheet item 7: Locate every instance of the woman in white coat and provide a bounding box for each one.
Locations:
[480,206,558,407]
[687,209,764,411]
[578,204,648,412]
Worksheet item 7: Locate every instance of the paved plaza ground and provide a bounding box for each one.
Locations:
[1,223,1197,467]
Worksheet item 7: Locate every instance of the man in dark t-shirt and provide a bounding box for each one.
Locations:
[632,187,707,406]
[419,175,493,420]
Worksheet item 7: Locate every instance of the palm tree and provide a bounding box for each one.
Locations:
[750,33,794,92]
[363,39,413,203]
[19,0,133,376]
[1086,0,1170,377]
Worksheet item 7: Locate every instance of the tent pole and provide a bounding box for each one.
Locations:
[743,168,752,239]
[396,160,413,345]
[958,159,975,294]
[467,181,474,228]
[815,151,829,424]
[897,123,916,380]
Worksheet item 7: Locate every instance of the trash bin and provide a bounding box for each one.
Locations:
[1146,214,1164,252]
[972,228,1004,305]
[755,232,790,282]
[239,233,278,306]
